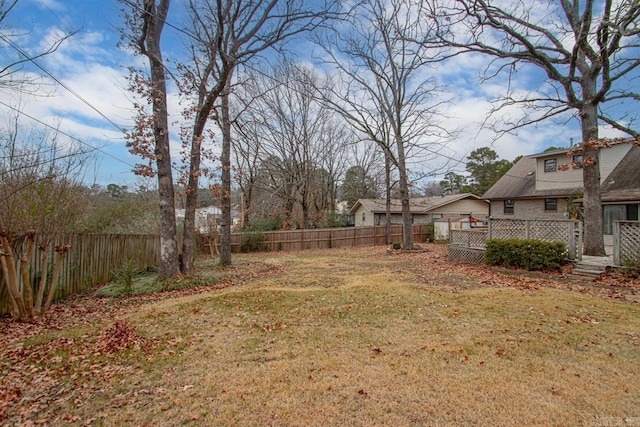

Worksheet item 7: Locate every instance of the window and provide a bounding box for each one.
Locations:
[603,205,625,235]
[603,204,639,235]
[362,213,366,223]
[544,158,557,172]
[545,198,558,211]
[504,199,514,214]
[572,154,583,169]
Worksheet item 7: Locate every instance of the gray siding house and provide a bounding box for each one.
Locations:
[482,143,640,243]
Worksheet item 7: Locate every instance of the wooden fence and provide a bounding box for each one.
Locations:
[2,225,427,315]
[0,234,160,315]
[202,224,427,254]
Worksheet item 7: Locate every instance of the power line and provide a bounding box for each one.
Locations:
[0,100,137,168]
[0,32,128,133]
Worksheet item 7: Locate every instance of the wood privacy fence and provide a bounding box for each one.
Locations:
[202,224,427,254]
[1,225,427,315]
[0,234,160,315]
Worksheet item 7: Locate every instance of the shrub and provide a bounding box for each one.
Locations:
[110,258,138,295]
[240,232,268,253]
[622,255,640,279]
[484,238,567,271]
[392,242,402,250]
[423,223,435,242]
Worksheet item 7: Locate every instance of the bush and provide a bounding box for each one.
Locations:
[392,242,402,250]
[240,232,268,253]
[483,238,567,271]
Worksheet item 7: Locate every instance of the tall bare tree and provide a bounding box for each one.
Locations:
[317,0,452,249]
[431,0,640,255]
[233,62,350,229]
[177,0,337,268]
[121,0,181,279]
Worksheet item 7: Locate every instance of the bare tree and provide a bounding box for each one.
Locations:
[0,112,90,321]
[431,0,640,256]
[121,0,181,279]
[233,62,350,229]
[317,0,453,249]
[173,0,338,268]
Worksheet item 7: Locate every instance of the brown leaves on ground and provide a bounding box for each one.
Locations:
[0,246,637,425]
[0,259,281,425]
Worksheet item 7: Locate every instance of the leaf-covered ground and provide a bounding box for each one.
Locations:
[1,245,638,425]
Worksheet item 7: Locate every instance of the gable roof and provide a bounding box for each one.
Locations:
[349,193,486,214]
[481,156,538,200]
[599,145,640,202]
[483,145,640,201]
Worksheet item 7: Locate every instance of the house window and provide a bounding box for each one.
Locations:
[572,154,583,169]
[603,204,639,235]
[504,199,514,214]
[362,213,366,223]
[544,158,557,172]
[545,198,558,211]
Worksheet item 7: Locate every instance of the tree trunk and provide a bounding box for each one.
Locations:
[581,102,605,256]
[219,79,233,266]
[180,133,203,274]
[19,233,35,320]
[144,0,180,280]
[0,234,28,320]
[385,153,391,244]
[41,245,70,317]
[395,135,413,249]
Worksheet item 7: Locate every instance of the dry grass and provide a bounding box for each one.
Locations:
[3,246,640,426]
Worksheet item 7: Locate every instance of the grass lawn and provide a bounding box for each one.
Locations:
[1,245,639,426]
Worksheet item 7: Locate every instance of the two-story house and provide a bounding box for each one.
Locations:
[483,142,640,243]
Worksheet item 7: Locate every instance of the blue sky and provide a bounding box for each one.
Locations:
[0,0,633,188]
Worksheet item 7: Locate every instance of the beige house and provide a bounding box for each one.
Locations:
[349,194,489,227]
[482,143,640,244]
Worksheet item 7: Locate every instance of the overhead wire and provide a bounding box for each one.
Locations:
[0,100,137,169]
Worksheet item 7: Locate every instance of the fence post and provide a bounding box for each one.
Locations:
[568,221,576,260]
[613,221,621,266]
[488,218,492,240]
[525,220,530,240]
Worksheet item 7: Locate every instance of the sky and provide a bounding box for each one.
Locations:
[0,0,634,188]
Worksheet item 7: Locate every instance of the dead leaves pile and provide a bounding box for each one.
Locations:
[0,259,281,425]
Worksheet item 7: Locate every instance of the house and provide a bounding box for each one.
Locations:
[175,206,223,234]
[349,193,489,227]
[482,143,640,244]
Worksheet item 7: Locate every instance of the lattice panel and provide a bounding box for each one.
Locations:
[528,220,571,244]
[450,229,487,248]
[620,222,640,264]
[490,219,526,240]
[448,246,485,264]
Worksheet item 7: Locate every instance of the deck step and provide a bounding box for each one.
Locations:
[571,268,605,278]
